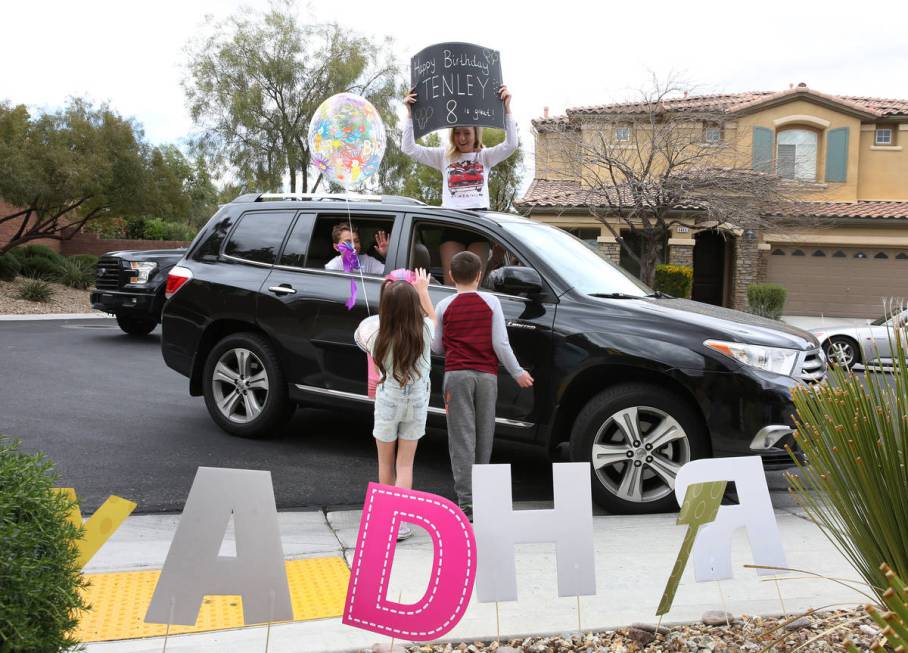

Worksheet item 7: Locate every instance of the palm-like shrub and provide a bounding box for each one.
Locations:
[0,438,87,652]
[847,563,908,652]
[18,256,63,282]
[788,307,908,600]
[0,253,20,281]
[747,284,787,320]
[17,277,54,303]
[58,257,94,290]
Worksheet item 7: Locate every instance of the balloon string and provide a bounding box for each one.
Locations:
[346,194,370,316]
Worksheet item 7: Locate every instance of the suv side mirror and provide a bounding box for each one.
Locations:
[488,266,543,296]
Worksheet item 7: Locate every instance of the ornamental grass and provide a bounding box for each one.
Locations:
[788,303,908,601]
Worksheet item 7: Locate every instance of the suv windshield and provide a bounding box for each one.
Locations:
[501,221,651,297]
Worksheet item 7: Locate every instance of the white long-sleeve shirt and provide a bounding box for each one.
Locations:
[401,115,518,210]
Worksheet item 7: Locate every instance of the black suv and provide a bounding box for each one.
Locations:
[161,193,825,513]
[91,248,185,334]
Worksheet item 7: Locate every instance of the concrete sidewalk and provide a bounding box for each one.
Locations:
[82,503,866,653]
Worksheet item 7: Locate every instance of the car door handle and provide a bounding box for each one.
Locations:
[268,285,296,295]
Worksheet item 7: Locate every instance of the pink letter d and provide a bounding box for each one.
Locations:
[343,483,476,640]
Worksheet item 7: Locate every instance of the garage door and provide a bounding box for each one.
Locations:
[766,246,908,318]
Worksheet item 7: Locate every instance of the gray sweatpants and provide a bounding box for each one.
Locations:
[444,370,498,508]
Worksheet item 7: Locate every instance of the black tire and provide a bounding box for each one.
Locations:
[115,312,158,336]
[202,332,294,438]
[824,336,862,370]
[569,383,709,514]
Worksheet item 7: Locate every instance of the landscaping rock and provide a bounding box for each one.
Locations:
[630,622,670,635]
[626,627,655,646]
[785,616,811,630]
[702,610,734,626]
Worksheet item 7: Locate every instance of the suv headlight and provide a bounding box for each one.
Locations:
[127,261,158,284]
[704,340,800,376]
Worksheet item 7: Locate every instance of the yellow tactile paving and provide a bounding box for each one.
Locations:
[74,557,350,643]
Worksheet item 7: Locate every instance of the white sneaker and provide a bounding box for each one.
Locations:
[397,524,413,541]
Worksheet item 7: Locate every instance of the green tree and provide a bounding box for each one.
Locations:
[0,99,147,255]
[184,1,401,193]
[484,127,524,212]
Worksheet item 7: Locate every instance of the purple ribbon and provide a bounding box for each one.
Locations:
[339,241,359,310]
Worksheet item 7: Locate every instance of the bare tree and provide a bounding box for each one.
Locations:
[540,75,819,285]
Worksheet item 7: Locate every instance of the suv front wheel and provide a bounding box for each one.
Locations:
[115,312,158,336]
[570,383,708,514]
[202,332,293,438]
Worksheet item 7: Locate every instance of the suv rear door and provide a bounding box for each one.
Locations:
[258,209,402,395]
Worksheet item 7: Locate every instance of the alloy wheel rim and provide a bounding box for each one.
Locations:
[829,341,854,367]
[590,405,690,504]
[211,348,269,423]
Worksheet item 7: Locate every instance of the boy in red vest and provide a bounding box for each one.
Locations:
[431,251,534,518]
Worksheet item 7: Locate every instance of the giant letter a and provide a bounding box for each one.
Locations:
[145,467,293,626]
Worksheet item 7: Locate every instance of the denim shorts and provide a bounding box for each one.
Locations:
[373,379,430,442]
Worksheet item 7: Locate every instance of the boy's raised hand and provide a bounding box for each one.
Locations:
[516,371,534,388]
[374,230,389,257]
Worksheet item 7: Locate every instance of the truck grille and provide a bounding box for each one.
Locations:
[799,349,826,383]
[95,257,122,290]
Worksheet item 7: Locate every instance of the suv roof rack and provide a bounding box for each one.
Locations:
[236,192,426,206]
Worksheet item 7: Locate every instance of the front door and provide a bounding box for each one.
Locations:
[404,217,556,440]
[692,230,727,306]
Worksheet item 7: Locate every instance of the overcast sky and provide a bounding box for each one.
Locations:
[3,0,908,185]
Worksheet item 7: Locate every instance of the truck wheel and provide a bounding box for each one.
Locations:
[115,312,158,336]
[202,332,293,438]
[569,383,709,514]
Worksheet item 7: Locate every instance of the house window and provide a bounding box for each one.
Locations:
[812,249,826,257]
[854,251,867,259]
[874,252,889,259]
[771,249,785,255]
[875,128,893,145]
[897,252,908,260]
[791,249,806,256]
[832,250,846,258]
[704,126,722,143]
[776,129,818,180]
[615,126,631,142]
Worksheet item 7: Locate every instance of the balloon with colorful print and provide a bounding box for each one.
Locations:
[307,93,386,189]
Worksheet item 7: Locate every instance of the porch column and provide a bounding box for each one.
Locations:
[596,235,621,265]
[730,229,768,311]
[667,238,695,267]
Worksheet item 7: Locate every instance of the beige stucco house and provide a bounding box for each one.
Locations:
[516,84,908,318]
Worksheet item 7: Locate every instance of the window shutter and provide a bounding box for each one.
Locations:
[825,127,849,182]
[752,127,773,173]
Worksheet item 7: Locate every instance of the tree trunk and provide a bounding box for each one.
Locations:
[639,235,663,287]
[288,157,297,193]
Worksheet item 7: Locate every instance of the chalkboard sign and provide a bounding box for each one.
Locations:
[410,42,504,139]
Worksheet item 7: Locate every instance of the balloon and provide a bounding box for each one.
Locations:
[308,93,386,188]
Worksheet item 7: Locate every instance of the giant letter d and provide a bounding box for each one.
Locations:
[343,483,476,640]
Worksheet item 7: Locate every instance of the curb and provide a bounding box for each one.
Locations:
[0,312,112,321]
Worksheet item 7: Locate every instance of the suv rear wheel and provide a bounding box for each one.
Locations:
[115,312,158,336]
[569,383,708,514]
[202,332,293,438]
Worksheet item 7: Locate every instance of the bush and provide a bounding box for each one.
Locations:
[70,254,99,269]
[58,257,94,290]
[788,308,908,601]
[15,244,64,263]
[84,216,129,239]
[17,277,54,302]
[746,283,787,320]
[653,264,692,298]
[142,217,196,242]
[0,253,20,281]
[18,256,63,282]
[0,438,87,652]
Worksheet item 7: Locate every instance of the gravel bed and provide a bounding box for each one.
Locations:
[0,279,94,315]
[370,609,876,653]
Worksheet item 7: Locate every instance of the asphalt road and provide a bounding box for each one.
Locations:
[0,317,553,513]
[3,317,895,515]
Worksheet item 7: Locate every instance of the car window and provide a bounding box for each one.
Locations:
[278,214,316,268]
[501,221,651,297]
[305,214,394,274]
[408,221,526,289]
[224,211,295,265]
